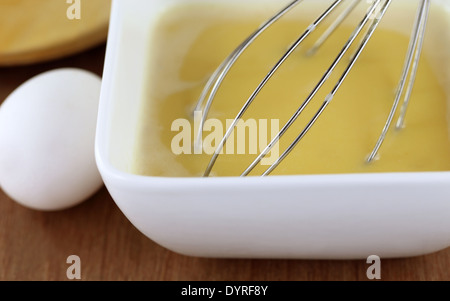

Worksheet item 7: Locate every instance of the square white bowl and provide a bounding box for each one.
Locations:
[95,0,450,259]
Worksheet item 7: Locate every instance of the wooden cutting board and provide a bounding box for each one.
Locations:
[0,0,111,66]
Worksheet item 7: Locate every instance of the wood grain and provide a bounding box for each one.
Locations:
[0,45,449,281]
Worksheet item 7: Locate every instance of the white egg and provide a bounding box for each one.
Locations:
[0,68,103,211]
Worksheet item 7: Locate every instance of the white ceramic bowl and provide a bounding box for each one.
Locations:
[96,0,450,259]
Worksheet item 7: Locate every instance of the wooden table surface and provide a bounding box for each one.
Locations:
[0,45,449,281]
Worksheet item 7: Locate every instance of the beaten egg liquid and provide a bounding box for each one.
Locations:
[133,4,450,177]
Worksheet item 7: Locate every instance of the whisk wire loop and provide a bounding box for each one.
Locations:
[367,0,431,163]
[203,0,346,176]
[196,0,430,176]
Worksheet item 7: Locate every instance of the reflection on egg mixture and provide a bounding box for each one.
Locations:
[133,2,450,177]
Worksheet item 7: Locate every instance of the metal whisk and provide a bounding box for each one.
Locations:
[193,0,430,177]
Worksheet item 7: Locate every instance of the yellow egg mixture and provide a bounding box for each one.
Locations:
[132,3,450,177]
